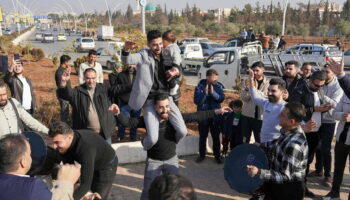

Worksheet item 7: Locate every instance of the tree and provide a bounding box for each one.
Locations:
[228,9,239,23]
[335,19,350,36]
[341,0,350,21]
[125,4,133,23]
[224,23,240,36]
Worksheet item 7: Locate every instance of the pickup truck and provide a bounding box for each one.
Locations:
[197,42,263,90]
[179,43,204,72]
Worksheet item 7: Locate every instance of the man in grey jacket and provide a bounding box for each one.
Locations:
[0,79,48,137]
[121,30,187,150]
[309,64,343,187]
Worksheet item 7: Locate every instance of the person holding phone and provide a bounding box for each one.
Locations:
[4,54,36,114]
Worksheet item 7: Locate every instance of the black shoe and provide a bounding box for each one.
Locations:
[305,188,315,198]
[215,157,223,164]
[195,156,205,163]
[322,190,340,200]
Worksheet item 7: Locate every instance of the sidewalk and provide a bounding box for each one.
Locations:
[109,154,350,200]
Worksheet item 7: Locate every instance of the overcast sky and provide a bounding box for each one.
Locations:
[0,0,347,15]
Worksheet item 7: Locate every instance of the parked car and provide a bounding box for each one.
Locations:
[57,33,67,41]
[76,29,81,34]
[35,33,43,41]
[53,27,58,31]
[200,42,225,57]
[96,41,124,69]
[178,37,209,45]
[224,37,246,47]
[3,28,11,35]
[42,33,54,43]
[73,37,96,52]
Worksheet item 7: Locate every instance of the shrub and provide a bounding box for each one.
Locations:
[30,48,45,61]
[73,56,88,73]
[193,27,204,37]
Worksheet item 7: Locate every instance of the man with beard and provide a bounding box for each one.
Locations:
[289,70,336,197]
[0,79,48,136]
[108,64,141,141]
[247,102,308,200]
[300,62,313,80]
[109,94,231,200]
[57,68,115,143]
[247,69,287,143]
[121,30,187,151]
[4,57,36,114]
[241,61,269,143]
[309,64,343,187]
[282,60,306,101]
[48,121,117,200]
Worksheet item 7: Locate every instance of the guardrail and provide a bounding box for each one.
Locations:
[12,26,36,45]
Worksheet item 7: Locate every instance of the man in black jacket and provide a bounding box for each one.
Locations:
[57,67,116,143]
[289,71,335,197]
[48,121,117,200]
[54,55,71,122]
[282,60,306,101]
[109,94,231,200]
[4,56,36,114]
[109,64,141,141]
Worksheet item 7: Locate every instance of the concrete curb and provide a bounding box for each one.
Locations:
[12,26,36,46]
[112,135,215,164]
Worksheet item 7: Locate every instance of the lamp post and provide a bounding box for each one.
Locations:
[140,0,146,35]
[281,0,290,36]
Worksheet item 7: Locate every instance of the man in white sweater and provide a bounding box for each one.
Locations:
[78,50,104,84]
[0,80,48,136]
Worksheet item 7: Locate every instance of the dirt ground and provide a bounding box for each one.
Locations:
[20,58,239,140]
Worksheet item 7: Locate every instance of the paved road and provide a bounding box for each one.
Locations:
[25,29,201,85]
[111,154,350,200]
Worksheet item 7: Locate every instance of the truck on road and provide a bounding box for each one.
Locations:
[97,25,114,41]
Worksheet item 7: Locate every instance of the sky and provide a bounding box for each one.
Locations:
[0,0,347,15]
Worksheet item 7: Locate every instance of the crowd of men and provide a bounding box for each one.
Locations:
[0,28,350,200]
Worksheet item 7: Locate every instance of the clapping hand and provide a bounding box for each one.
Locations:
[165,67,179,81]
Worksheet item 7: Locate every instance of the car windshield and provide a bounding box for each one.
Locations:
[44,34,52,36]
[82,39,94,43]
[58,34,64,36]
[210,44,224,48]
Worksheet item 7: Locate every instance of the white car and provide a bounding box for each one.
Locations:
[344,48,350,67]
[42,33,54,43]
[74,37,96,52]
[35,33,43,41]
[57,33,67,41]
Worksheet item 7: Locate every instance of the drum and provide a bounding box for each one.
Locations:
[224,144,268,193]
[23,131,48,176]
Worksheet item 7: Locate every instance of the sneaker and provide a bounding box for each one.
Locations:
[195,156,205,163]
[305,188,315,198]
[308,170,323,177]
[322,190,340,200]
[323,177,332,188]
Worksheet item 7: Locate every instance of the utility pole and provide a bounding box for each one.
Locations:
[140,0,146,35]
[281,0,289,36]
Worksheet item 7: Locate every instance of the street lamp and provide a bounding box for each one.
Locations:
[77,0,88,32]
[140,0,146,35]
[281,0,290,36]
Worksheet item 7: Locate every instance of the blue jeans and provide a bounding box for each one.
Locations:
[118,104,141,139]
[315,123,336,177]
[240,115,262,143]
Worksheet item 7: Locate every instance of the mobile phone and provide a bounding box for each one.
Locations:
[14,53,20,61]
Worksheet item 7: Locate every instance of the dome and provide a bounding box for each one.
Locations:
[145,3,157,12]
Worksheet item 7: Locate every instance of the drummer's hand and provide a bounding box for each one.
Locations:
[80,192,102,200]
[247,165,259,177]
[108,104,120,115]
